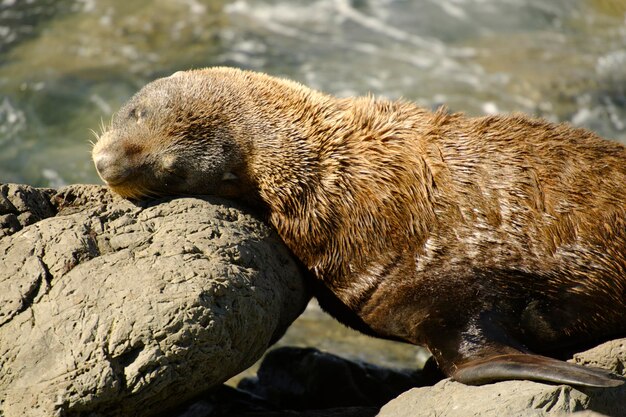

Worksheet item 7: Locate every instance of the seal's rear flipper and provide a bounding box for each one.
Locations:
[452,353,625,387]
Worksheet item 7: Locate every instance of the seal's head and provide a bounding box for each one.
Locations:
[92,69,253,200]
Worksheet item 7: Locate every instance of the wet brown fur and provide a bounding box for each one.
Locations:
[93,67,626,384]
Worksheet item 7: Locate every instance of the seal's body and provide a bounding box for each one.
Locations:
[93,67,626,386]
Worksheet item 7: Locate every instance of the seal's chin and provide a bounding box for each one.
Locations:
[106,182,159,200]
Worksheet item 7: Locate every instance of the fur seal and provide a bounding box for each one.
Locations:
[92,67,626,387]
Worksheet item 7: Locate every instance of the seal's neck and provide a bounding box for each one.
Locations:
[247,87,348,272]
[244,82,434,298]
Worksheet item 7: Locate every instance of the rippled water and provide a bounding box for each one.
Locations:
[1,0,626,369]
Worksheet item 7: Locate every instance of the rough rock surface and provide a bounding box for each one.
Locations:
[0,183,309,417]
[571,339,626,378]
[377,338,626,417]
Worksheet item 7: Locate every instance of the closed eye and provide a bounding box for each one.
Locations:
[129,108,147,124]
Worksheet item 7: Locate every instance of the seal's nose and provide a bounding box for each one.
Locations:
[93,149,132,185]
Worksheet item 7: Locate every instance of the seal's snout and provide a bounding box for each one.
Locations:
[93,150,132,186]
[92,130,140,187]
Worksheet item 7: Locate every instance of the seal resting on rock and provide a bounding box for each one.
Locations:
[92,67,626,387]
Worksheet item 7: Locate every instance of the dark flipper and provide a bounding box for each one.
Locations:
[452,353,625,387]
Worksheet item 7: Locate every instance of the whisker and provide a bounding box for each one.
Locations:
[128,183,157,201]
[88,129,100,147]
[144,188,161,199]
[99,117,106,135]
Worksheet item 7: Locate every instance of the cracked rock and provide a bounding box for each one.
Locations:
[0,183,309,417]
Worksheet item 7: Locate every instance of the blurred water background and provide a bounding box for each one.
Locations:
[1,0,626,373]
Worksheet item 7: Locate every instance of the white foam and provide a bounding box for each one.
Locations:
[482,101,499,114]
[0,98,26,141]
[90,94,112,115]
[334,0,446,54]
[437,1,469,20]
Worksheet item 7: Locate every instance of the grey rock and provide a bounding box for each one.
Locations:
[0,184,309,417]
[172,384,379,417]
[377,338,626,417]
[238,347,438,410]
[0,183,55,238]
[571,339,626,378]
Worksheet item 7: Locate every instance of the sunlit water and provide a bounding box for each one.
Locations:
[1,0,625,371]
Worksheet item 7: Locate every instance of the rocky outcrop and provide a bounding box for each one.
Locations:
[377,379,624,417]
[0,183,309,417]
[377,338,626,417]
[571,338,626,378]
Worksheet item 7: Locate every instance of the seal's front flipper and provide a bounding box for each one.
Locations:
[452,353,625,387]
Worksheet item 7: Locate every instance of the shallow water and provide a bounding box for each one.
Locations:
[1,0,625,370]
